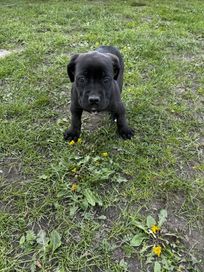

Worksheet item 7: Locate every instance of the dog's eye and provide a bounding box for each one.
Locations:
[103,77,111,84]
[77,77,86,84]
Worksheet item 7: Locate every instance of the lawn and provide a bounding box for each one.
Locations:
[0,0,203,271]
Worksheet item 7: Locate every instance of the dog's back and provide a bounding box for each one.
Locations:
[95,46,124,92]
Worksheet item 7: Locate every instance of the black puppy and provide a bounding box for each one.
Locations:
[64,46,134,141]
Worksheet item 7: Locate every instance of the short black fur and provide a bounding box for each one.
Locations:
[64,46,134,141]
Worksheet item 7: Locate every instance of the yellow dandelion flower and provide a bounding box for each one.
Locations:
[68,138,82,145]
[71,168,77,173]
[101,152,108,157]
[151,225,160,234]
[71,183,78,192]
[69,140,75,145]
[152,245,162,257]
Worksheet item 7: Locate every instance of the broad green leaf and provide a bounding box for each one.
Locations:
[146,215,156,228]
[140,244,152,254]
[50,230,61,254]
[39,174,48,180]
[146,255,154,264]
[77,155,90,166]
[26,230,36,243]
[36,230,47,245]
[98,215,107,220]
[84,188,96,206]
[158,209,168,227]
[92,168,114,181]
[55,268,65,272]
[154,261,161,272]
[69,206,78,217]
[36,230,49,251]
[130,233,146,247]
[84,189,102,206]
[80,199,89,210]
[119,259,128,271]
[19,235,26,246]
[133,221,149,234]
[94,193,103,206]
[116,175,128,183]
[30,262,36,272]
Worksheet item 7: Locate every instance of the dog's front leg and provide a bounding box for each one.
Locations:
[114,103,134,140]
[64,107,83,142]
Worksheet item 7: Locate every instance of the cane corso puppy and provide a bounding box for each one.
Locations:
[64,46,134,141]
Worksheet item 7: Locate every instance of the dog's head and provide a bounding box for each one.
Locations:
[67,51,120,112]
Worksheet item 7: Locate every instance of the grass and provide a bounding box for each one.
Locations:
[0,0,204,271]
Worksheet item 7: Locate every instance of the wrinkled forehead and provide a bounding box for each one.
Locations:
[76,52,112,76]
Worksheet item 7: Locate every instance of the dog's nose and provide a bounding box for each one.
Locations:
[88,96,100,105]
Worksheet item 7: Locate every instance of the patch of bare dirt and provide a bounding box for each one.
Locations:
[176,160,202,180]
[173,51,204,63]
[104,205,121,225]
[0,157,24,182]
[82,111,107,132]
[0,49,11,58]
[0,157,26,213]
[127,256,142,272]
[113,248,141,271]
[0,48,24,58]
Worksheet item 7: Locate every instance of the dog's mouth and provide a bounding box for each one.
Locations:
[91,108,98,114]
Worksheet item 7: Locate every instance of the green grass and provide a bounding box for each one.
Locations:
[0,0,203,271]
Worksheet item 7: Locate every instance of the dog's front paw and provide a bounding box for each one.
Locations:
[118,126,134,140]
[64,129,80,142]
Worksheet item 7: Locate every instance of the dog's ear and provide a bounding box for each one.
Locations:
[107,53,120,80]
[67,54,79,82]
